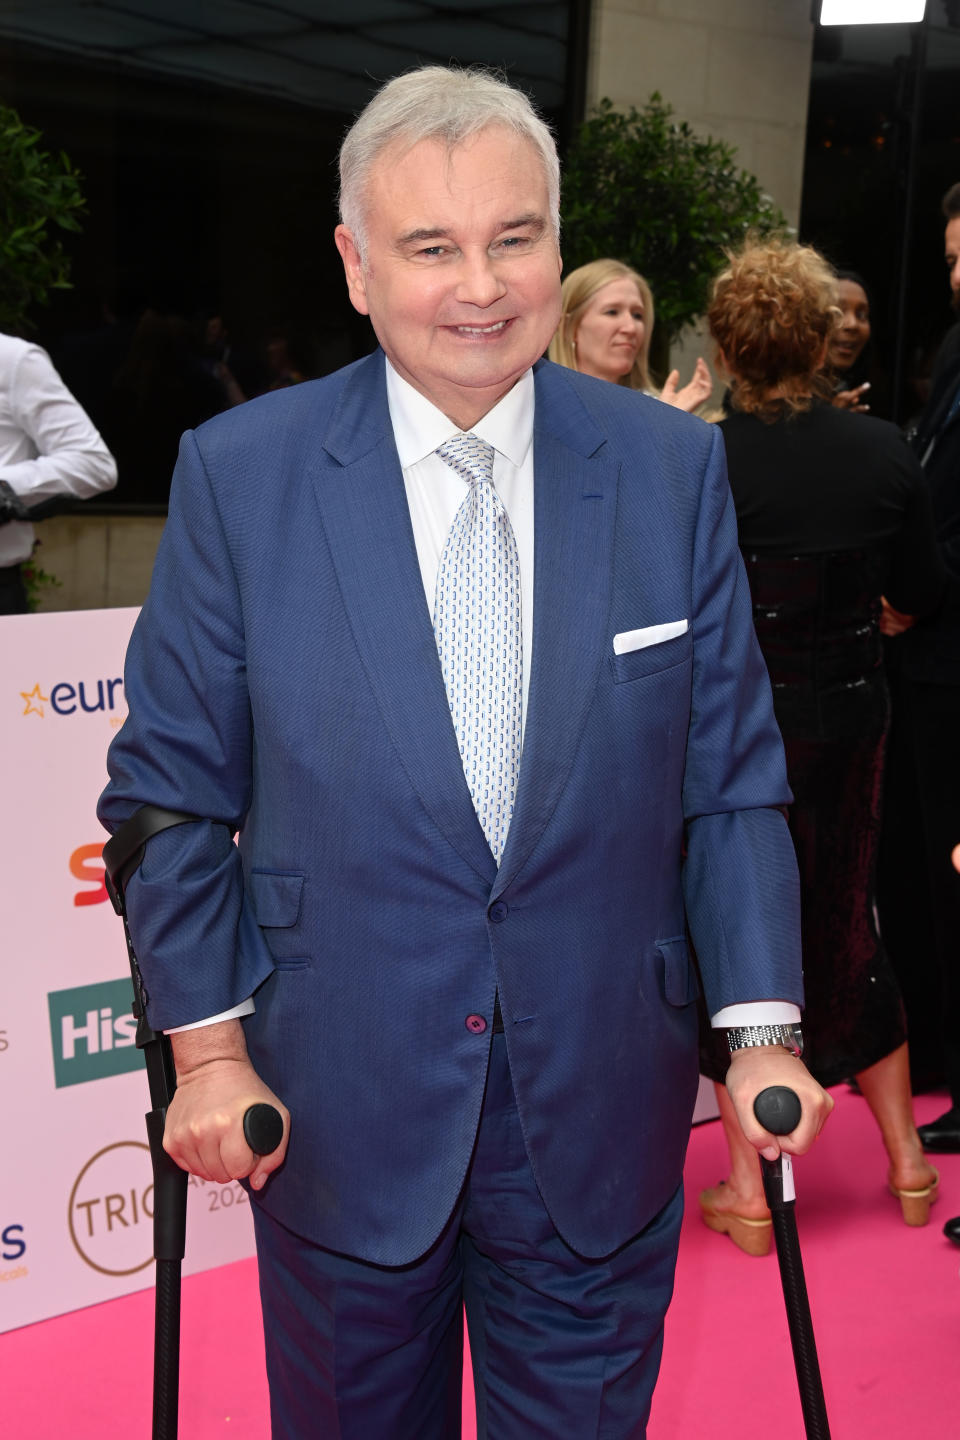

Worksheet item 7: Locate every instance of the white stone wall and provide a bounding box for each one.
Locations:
[32,514,164,612]
[587,1,815,228]
[585,1,815,396]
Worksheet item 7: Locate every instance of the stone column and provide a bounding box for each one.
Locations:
[585,0,815,390]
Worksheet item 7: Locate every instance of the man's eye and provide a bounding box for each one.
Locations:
[419,246,447,258]
[496,235,529,250]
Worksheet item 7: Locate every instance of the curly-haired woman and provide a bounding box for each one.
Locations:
[698,238,944,1252]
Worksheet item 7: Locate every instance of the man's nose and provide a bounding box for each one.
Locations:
[455,252,507,306]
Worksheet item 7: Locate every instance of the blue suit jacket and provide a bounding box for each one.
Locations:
[100,351,801,1264]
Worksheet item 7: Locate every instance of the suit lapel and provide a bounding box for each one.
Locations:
[494,364,619,896]
[313,352,497,885]
[313,355,619,894]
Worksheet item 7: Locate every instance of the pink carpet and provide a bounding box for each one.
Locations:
[7,1087,958,1437]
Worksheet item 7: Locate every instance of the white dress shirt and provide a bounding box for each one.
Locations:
[387,360,536,737]
[170,360,798,1035]
[0,333,117,566]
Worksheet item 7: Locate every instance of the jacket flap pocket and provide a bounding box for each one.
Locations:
[248,869,304,928]
[611,629,692,684]
[656,936,697,1007]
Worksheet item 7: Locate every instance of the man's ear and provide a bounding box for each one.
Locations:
[334,226,369,316]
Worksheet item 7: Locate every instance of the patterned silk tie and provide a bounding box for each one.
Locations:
[434,433,522,865]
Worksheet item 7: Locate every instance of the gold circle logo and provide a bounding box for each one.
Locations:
[68,1141,154,1276]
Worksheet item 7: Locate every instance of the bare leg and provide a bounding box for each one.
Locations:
[700,1081,768,1219]
[854,1042,938,1195]
[701,1043,938,1239]
[699,1082,772,1253]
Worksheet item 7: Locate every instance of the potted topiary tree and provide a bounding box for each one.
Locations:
[560,95,787,381]
[0,102,86,334]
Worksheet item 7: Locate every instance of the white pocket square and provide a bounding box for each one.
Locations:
[613,619,688,655]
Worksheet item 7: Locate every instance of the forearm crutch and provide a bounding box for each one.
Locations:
[754,1086,831,1440]
[104,807,283,1440]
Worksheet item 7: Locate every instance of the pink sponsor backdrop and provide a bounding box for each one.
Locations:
[0,608,257,1334]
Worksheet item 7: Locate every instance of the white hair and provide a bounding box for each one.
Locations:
[338,65,560,260]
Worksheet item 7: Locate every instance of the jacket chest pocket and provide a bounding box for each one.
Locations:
[610,630,692,684]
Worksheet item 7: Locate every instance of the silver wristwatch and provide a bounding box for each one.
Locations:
[726,1023,804,1058]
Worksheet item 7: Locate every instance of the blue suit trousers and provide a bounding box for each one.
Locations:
[251,1033,684,1438]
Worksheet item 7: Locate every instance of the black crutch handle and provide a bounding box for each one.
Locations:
[243,1103,284,1156]
[755,1086,802,1214]
[754,1085,802,1136]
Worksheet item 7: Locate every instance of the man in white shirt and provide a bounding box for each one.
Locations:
[0,332,117,611]
[100,66,830,1438]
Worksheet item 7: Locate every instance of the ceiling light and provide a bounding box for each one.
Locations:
[815,1,927,22]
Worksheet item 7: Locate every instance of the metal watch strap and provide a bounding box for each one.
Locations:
[726,1023,803,1058]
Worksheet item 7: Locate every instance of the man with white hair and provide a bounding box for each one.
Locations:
[100,66,829,1437]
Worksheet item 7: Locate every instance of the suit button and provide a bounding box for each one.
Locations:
[465,1013,487,1034]
[488,901,508,923]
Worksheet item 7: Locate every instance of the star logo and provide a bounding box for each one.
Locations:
[21,683,50,717]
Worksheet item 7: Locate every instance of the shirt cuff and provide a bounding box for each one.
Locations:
[710,1001,802,1028]
[164,997,256,1034]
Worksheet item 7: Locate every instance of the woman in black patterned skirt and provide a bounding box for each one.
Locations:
[698,238,944,1254]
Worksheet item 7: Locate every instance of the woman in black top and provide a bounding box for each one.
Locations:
[827,270,874,414]
[698,238,944,1254]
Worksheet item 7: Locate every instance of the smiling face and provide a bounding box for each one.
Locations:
[572,278,647,384]
[828,278,871,373]
[334,126,562,429]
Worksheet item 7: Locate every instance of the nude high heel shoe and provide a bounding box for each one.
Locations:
[888,1168,939,1226]
[699,1183,773,1256]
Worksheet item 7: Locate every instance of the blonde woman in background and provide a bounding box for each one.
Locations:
[548,258,713,411]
